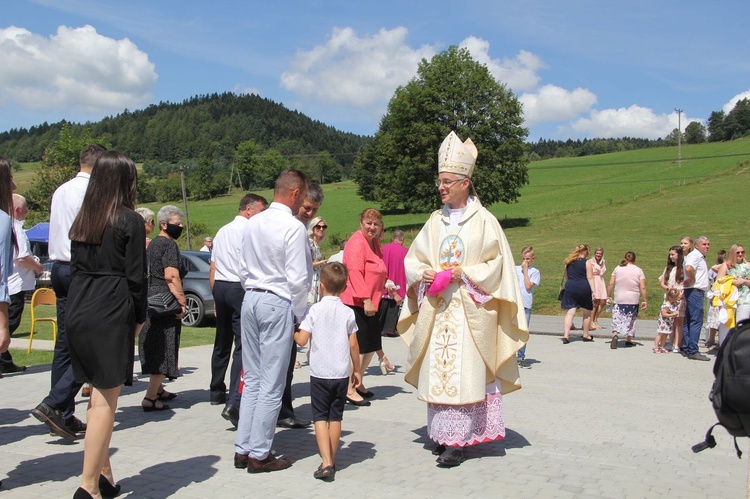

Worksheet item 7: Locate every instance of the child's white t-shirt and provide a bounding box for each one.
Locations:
[299,296,358,379]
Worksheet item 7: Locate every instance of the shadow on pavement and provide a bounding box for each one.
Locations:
[118,455,221,498]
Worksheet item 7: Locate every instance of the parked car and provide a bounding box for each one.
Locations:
[180,250,216,327]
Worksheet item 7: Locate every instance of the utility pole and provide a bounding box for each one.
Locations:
[179,165,192,250]
[675,108,683,168]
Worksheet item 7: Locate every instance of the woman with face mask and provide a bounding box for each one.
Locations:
[138,205,187,412]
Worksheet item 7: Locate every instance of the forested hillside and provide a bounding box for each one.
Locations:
[0,92,370,168]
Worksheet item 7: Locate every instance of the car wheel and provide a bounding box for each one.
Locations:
[182,293,205,327]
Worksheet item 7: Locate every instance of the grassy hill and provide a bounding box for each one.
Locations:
[24,139,750,319]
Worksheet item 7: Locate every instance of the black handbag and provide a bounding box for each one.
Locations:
[148,291,181,318]
[147,260,181,319]
[557,276,565,301]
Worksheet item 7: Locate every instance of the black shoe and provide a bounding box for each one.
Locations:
[436,447,465,467]
[65,416,87,434]
[610,336,618,349]
[517,359,530,369]
[210,392,227,406]
[0,363,27,374]
[561,337,570,344]
[355,388,374,398]
[276,417,311,429]
[624,341,636,348]
[222,404,239,429]
[431,444,446,456]
[582,336,594,342]
[345,396,371,407]
[74,487,94,499]
[31,403,77,441]
[98,474,121,498]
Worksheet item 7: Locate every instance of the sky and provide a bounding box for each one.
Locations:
[1,0,748,142]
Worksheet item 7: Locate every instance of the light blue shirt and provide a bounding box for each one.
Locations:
[515,264,540,310]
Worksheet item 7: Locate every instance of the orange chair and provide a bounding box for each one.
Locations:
[27,288,57,353]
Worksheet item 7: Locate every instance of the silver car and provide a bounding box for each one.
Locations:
[180,250,216,327]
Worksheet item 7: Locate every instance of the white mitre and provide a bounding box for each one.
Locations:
[438,131,478,178]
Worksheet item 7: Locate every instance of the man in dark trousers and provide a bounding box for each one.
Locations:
[209,193,268,428]
[31,144,107,440]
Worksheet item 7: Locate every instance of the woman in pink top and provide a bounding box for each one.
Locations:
[341,208,388,405]
[606,251,647,349]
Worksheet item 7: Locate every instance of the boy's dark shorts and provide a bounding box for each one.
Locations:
[310,376,348,422]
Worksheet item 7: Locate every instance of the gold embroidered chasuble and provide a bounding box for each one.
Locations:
[398,198,529,405]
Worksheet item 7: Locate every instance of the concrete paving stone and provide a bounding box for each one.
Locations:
[2,324,749,497]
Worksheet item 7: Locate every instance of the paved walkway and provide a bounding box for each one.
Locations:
[1,318,747,498]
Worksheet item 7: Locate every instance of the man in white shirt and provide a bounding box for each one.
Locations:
[234,170,312,473]
[682,236,711,361]
[31,144,107,440]
[200,237,213,252]
[0,194,42,374]
[277,182,324,430]
[209,193,268,426]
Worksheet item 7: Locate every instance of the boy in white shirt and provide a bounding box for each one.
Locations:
[295,262,361,481]
[515,246,540,368]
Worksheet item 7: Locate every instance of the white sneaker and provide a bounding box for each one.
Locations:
[672,346,680,353]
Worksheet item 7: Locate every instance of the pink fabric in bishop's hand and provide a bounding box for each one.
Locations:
[426,269,453,296]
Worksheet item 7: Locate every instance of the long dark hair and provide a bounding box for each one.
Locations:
[0,158,17,250]
[69,151,137,245]
[664,245,684,283]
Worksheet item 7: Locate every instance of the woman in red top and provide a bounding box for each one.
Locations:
[341,208,388,405]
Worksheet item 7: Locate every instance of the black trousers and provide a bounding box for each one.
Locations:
[210,280,244,407]
[277,334,298,421]
[0,291,26,371]
[41,262,82,418]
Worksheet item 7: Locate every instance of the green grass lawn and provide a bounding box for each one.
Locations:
[16,137,750,352]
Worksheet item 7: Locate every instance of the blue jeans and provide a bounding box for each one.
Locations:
[517,308,532,360]
[682,288,704,356]
[235,290,294,460]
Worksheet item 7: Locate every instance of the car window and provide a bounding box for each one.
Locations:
[181,256,199,272]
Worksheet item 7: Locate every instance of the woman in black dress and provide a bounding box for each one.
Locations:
[138,205,187,411]
[66,151,146,498]
[560,244,595,344]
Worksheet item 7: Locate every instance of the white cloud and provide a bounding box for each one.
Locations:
[519,84,597,126]
[565,105,702,139]
[0,25,156,114]
[723,89,750,113]
[280,27,436,110]
[233,85,261,96]
[459,37,544,92]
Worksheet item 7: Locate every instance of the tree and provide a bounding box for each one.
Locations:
[234,139,261,188]
[24,124,108,222]
[684,121,707,144]
[725,98,750,140]
[663,128,683,146]
[313,151,342,184]
[352,46,529,212]
[707,111,727,142]
[253,149,289,189]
